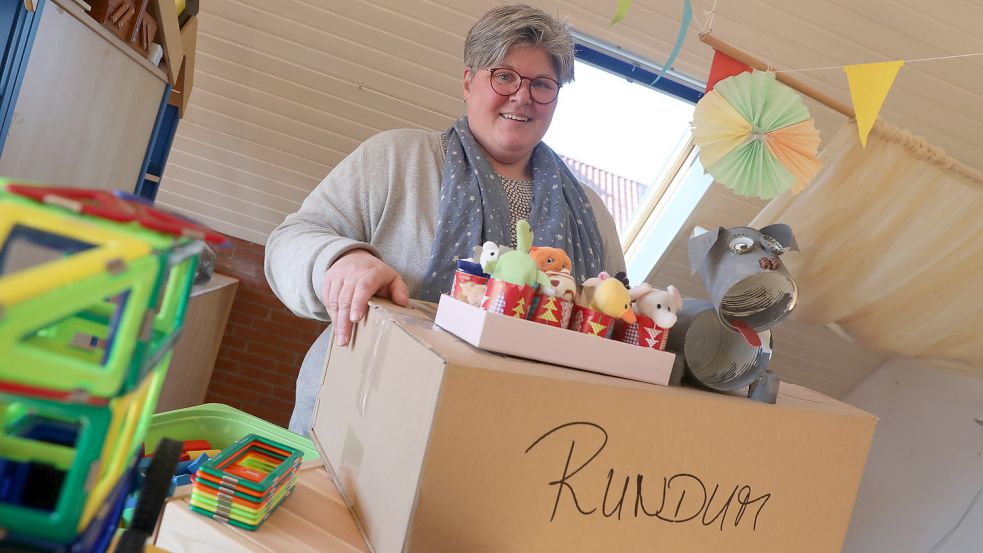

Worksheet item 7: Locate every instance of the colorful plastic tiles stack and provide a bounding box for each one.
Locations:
[0,181,225,551]
[189,434,304,531]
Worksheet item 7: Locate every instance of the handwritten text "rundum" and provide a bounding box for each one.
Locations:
[525,422,771,532]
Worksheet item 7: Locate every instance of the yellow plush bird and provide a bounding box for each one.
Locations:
[588,276,637,323]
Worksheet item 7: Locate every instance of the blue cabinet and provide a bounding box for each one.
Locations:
[136,90,178,201]
[0,0,44,154]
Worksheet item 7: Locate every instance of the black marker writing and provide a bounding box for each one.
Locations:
[525,421,606,521]
[525,421,773,532]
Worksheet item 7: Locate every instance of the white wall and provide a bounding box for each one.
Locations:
[843,358,983,553]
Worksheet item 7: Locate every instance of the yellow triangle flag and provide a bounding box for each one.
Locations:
[843,60,904,147]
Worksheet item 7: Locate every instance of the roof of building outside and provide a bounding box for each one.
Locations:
[559,155,649,235]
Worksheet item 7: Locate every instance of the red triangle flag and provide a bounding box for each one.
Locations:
[705,49,753,93]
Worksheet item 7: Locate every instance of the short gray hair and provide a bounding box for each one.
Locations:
[464,4,575,84]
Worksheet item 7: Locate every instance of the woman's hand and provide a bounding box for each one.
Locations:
[322,249,409,346]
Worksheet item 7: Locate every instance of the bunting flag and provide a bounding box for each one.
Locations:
[609,0,632,26]
[653,0,693,83]
[705,49,753,93]
[843,60,904,147]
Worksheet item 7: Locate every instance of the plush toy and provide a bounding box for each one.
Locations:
[485,221,552,291]
[544,270,577,301]
[458,281,487,306]
[614,272,632,293]
[529,246,572,274]
[580,272,636,323]
[630,283,682,329]
[469,241,512,274]
[455,258,487,278]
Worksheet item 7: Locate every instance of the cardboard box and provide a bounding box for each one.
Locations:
[311,300,877,553]
[435,294,674,385]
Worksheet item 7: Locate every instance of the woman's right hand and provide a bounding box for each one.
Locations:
[322,249,409,346]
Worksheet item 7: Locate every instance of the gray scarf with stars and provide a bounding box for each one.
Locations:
[419,116,605,302]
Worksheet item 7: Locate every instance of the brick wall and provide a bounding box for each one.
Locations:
[205,236,328,427]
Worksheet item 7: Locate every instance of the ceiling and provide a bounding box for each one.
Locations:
[584,0,983,167]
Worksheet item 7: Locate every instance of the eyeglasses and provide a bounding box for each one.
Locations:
[485,68,561,104]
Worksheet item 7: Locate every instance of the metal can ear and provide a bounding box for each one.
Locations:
[759,223,798,252]
[687,226,722,274]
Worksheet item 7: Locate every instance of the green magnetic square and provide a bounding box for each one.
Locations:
[198,434,303,494]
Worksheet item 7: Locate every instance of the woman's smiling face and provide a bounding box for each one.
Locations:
[463,46,559,174]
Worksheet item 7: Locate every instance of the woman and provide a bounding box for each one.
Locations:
[266,4,626,435]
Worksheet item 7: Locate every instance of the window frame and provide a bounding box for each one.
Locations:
[569,36,709,280]
[572,34,704,104]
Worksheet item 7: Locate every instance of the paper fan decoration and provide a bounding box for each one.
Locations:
[693,70,822,199]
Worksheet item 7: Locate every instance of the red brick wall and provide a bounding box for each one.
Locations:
[206,236,328,427]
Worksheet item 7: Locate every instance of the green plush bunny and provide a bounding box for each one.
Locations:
[485,220,553,290]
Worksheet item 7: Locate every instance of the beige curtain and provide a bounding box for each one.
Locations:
[751,120,983,376]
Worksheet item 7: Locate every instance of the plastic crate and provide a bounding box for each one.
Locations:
[144,403,319,461]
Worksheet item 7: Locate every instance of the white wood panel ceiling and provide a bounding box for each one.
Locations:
[158,0,980,394]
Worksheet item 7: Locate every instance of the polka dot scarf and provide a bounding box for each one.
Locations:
[419,116,605,302]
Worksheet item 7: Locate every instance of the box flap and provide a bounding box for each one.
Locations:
[312,302,447,553]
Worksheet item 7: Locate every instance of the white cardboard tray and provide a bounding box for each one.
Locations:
[434,295,673,386]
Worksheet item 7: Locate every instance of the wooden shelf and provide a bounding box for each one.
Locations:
[155,274,239,413]
[50,0,168,83]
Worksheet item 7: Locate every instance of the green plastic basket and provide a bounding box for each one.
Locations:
[144,403,319,460]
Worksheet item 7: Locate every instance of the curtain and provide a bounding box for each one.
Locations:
[751,120,983,376]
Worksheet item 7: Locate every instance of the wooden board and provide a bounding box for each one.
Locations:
[167,15,197,116]
[155,464,370,553]
[151,0,184,84]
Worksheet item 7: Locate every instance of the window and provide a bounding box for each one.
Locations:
[543,39,712,283]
